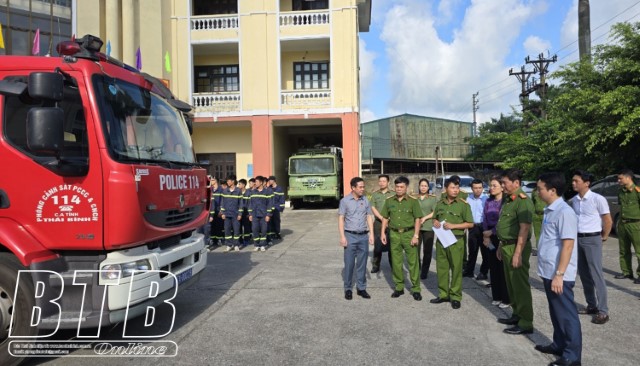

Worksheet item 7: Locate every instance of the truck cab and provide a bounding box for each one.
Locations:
[0,35,208,363]
[287,147,342,208]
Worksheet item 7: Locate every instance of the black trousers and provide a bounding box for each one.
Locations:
[465,224,489,275]
[487,234,510,303]
[419,230,435,276]
[371,220,392,269]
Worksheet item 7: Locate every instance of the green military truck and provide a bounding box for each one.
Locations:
[288,147,343,208]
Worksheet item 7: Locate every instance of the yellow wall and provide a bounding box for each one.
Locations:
[75,0,364,112]
[192,125,253,179]
[281,50,331,90]
[194,54,240,66]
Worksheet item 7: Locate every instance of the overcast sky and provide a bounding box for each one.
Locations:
[359,0,640,124]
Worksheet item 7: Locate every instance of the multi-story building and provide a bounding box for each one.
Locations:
[75,0,371,194]
[0,0,72,56]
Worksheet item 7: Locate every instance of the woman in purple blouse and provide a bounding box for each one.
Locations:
[482,176,510,307]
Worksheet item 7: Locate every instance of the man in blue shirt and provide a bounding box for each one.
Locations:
[534,172,582,366]
[338,177,374,300]
[464,179,489,281]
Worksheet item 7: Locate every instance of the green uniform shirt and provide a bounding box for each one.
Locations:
[370,189,395,217]
[531,188,545,215]
[380,195,423,229]
[417,194,438,231]
[619,184,640,220]
[496,188,534,241]
[433,196,473,236]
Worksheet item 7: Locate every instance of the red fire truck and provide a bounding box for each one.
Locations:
[0,35,208,364]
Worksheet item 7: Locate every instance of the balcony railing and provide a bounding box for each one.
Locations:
[191,15,239,31]
[192,93,241,113]
[281,90,331,107]
[279,10,330,26]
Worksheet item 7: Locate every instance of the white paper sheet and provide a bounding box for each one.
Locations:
[433,220,458,248]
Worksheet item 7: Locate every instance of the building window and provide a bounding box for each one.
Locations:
[193,0,237,15]
[196,153,236,180]
[294,62,329,90]
[293,0,329,11]
[195,65,239,93]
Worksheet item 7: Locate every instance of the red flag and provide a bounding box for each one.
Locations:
[32,28,40,55]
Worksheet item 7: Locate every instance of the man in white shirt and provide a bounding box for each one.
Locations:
[571,170,612,325]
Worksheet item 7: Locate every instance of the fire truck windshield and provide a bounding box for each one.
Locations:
[289,157,335,175]
[93,76,196,165]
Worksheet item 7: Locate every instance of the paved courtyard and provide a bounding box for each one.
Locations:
[25,209,639,365]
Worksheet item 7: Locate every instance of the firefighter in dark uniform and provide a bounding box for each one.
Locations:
[249,176,273,252]
[209,177,225,250]
[238,179,252,246]
[268,176,285,241]
[221,175,243,252]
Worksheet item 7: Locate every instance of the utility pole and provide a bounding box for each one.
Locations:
[509,66,535,116]
[472,92,479,137]
[526,53,557,120]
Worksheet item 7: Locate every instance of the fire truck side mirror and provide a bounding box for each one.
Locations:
[27,107,64,157]
[28,72,64,102]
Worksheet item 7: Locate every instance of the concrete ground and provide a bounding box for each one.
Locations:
[25,209,640,365]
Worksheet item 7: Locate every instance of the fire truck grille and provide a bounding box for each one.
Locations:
[301,180,324,189]
[144,204,204,228]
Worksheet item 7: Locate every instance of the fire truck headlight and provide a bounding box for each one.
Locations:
[101,264,122,280]
[101,259,151,279]
[122,259,151,277]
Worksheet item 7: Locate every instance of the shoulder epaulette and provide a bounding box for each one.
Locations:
[635,186,640,193]
[429,194,436,197]
[458,198,468,204]
[519,192,528,199]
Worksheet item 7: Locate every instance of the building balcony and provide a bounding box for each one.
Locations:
[192,92,241,114]
[281,90,331,109]
[191,15,239,42]
[279,10,330,39]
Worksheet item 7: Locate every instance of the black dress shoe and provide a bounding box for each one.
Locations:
[420,272,428,280]
[345,290,353,300]
[371,266,380,274]
[497,316,520,325]
[451,300,461,309]
[634,277,640,284]
[577,306,598,315]
[357,289,371,299]
[462,271,474,278]
[412,292,422,301]
[429,297,450,304]
[534,344,562,356]
[614,273,633,279]
[503,325,533,335]
[391,290,405,298]
[531,249,538,256]
[548,358,581,366]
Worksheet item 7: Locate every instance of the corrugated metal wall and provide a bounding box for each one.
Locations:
[362,114,473,160]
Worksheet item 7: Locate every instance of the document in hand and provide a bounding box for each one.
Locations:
[433,221,458,248]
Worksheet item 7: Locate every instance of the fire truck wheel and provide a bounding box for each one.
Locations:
[0,253,36,366]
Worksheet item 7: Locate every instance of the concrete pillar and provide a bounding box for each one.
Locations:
[121,0,136,67]
[341,112,360,196]
[105,0,121,59]
[251,116,273,176]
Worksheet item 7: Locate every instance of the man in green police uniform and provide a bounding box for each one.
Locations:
[430,178,474,309]
[531,187,545,256]
[381,176,424,300]
[615,169,640,283]
[370,175,395,273]
[496,168,535,335]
